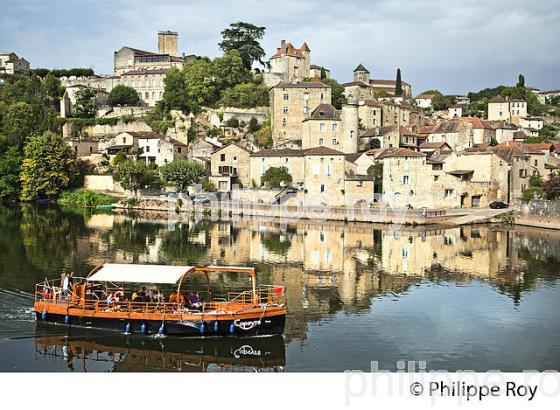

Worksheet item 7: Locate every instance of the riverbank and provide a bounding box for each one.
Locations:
[110,197,512,227]
[514,199,560,230]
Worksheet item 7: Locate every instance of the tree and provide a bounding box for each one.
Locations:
[218,22,266,70]
[432,94,456,111]
[161,68,189,112]
[20,132,77,200]
[218,82,269,108]
[261,166,292,188]
[160,159,207,193]
[112,151,127,166]
[368,162,383,193]
[2,102,39,147]
[517,74,525,88]
[73,86,96,118]
[542,174,560,200]
[0,146,22,200]
[368,139,381,149]
[539,124,557,140]
[319,78,346,109]
[107,84,140,107]
[248,117,260,133]
[113,159,158,195]
[395,68,403,97]
[212,50,252,90]
[183,59,218,113]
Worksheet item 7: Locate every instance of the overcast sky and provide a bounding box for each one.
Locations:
[2,0,559,94]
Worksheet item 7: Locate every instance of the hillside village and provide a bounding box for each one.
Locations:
[1,24,560,212]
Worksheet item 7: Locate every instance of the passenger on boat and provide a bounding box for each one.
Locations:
[106,293,113,306]
[168,291,177,303]
[68,272,74,295]
[114,290,124,302]
[131,290,139,302]
[187,292,202,309]
[63,273,70,298]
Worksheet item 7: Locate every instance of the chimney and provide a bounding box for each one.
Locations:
[281,40,286,47]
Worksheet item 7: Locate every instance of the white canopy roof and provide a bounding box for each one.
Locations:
[87,264,194,284]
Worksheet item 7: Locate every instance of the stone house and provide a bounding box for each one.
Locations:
[0,52,30,74]
[381,148,509,209]
[188,137,222,162]
[488,95,527,123]
[485,121,518,143]
[209,143,252,191]
[117,69,167,107]
[66,138,100,157]
[136,133,187,166]
[357,100,383,129]
[265,40,311,86]
[343,64,412,101]
[426,120,475,151]
[414,93,436,109]
[270,80,331,147]
[518,116,544,131]
[301,103,359,153]
[60,84,108,118]
[113,31,194,75]
[456,117,495,145]
[309,65,331,79]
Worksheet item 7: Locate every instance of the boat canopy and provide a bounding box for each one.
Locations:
[87,264,195,284]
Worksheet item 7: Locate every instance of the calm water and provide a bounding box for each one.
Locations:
[1,204,560,372]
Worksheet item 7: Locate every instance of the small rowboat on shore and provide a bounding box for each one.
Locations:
[34,264,286,337]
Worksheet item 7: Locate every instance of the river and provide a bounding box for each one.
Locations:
[1,204,559,372]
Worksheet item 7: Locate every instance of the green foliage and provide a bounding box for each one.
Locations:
[107,84,140,107]
[225,117,240,128]
[468,83,546,116]
[248,117,260,133]
[32,68,94,78]
[432,94,456,111]
[368,162,383,193]
[524,135,546,144]
[319,78,346,109]
[261,166,292,188]
[529,174,543,188]
[160,159,207,193]
[201,179,217,192]
[260,232,291,255]
[112,151,128,166]
[212,50,252,90]
[58,189,116,207]
[516,74,525,88]
[218,82,269,108]
[490,136,498,146]
[113,159,159,194]
[253,118,272,148]
[183,59,218,113]
[73,86,97,118]
[161,68,189,112]
[320,67,327,79]
[522,187,541,202]
[368,139,381,149]
[542,174,560,200]
[2,102,40,148]
[539,124,557,140]
[0,146,22,200]
[144,107,173,134]
[20,132,77,200]
[218,22,266,69]
[395,68,403,97]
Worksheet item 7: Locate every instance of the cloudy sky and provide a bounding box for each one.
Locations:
[2,0,559,94]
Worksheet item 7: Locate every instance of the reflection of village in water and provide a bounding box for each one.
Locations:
[74,211,560,343]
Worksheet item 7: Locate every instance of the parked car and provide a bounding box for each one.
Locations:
[489,201,508,209]
[193,195,212,205]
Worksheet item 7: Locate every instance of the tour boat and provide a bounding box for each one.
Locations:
[34,264,286,336]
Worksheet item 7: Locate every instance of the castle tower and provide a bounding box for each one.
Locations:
[340,104,359,154]
[158,31,179,56]
[353,64,370,83]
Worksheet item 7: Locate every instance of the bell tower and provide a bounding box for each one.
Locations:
[158,31,179,56]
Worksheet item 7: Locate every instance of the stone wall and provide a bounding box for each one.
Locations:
[207,106,269,128]
[514,199,560,230]
[84,175,124,193]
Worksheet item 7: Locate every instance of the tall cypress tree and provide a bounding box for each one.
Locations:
[395,68,403,97]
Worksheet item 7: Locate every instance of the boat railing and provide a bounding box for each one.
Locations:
[35,282,285,315]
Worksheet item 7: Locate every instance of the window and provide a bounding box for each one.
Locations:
[326,164,332,176]
[89,146,93,154]
[434,175,439,181]
[283,106,289,113]
[282,118,287,126]
[303,107,309,114]
[145,146,150,152]
[534,159,538,166]
[177,147,182,153]
[320,123,325,132]
[402,175,410,185]
[519,169,526,178]
[332,138,337,146]
[319,138,324,145]
[320,92,324,101]
[220,154,226,161]
[320,184,325,193]
[332,123,338,132]
[445,189,454,197]
[303,92,309,101]
[145,92,149,99]
[283,93,289,101]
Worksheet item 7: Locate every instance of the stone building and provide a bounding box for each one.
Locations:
[270,80,331,147]
[357,100,383,129]
[343,64,412,101]
[309,65,331,79]
[487,95,527,124]
[0,52,30,74]
[381,148,509,209]
[264,40,312,86]
[60,84,108,118]
[414,93,436,109]
[209,143,252,191]
[117,68,167,107]
[113,31,193,75]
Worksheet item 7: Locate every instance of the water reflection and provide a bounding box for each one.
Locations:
[33,326,285,372]
[1,205,560,371]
